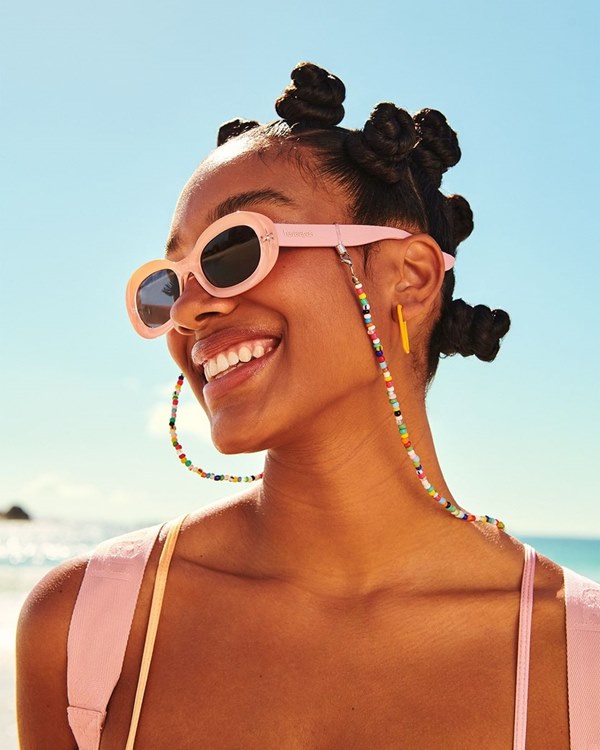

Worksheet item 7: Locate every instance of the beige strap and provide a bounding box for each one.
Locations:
[125,514,187,750]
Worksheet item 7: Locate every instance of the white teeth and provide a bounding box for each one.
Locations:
[239,346,252,362]
[202,340,274,382]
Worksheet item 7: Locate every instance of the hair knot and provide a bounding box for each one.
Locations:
[275,62,345,129]
[438,299,510,361]
[345,103,419,184]
[412,109,461,188]
[445,194,473,247]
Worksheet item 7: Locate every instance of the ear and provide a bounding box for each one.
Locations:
[390,233,446,322]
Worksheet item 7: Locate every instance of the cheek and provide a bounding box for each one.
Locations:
[305,272,399,393]
[281,270,379,393]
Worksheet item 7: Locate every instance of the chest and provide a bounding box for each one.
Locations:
[99,575,569,749]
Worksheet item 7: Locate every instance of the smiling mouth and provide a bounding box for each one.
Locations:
[195,338,279,383]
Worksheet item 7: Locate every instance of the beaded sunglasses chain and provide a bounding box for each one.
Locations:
[169,244,505,530]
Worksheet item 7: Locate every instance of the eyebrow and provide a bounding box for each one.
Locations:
[207,189,295,224]
[164,189,295,259]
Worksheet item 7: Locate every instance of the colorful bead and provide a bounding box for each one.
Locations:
[337,244,505,530]
[168,244,505,528]
[168,375,264,483]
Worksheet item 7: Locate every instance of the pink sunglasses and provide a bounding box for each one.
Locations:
[126,210,455,338]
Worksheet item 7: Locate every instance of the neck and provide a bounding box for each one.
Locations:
[246,383,497,598]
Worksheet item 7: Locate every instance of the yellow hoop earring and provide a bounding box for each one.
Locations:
[397,304,410,354]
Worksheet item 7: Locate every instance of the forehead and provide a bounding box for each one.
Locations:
[169,137,350,251]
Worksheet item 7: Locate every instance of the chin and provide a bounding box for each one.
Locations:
[209,414,269,456]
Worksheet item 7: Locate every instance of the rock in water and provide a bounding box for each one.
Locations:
[0,504,31,520]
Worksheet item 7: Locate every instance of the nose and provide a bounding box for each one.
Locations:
[170,273,239,335]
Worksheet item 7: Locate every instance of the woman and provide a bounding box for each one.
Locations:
[17,62,599,749]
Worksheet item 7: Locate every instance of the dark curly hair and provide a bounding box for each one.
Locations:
[216,62,510,382]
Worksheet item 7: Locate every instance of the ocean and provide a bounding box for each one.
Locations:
[1,518,599,749]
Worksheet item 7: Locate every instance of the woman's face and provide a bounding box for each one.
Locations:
[166,136,401,454]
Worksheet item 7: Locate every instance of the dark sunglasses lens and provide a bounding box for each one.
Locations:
[201,226,261,288]
[136,269,180,328]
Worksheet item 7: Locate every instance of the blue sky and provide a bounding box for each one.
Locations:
[1,0,598,536]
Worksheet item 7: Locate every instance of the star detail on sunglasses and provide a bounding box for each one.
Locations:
[127,210,454,339]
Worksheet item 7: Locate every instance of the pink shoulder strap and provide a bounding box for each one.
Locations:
[563,566,600,749]
[66,523,162,750]
[513,543,536,750]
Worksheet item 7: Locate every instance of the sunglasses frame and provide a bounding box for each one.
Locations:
[126,210,455,339]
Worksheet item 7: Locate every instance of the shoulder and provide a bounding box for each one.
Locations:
[18,519,165,638]
[173,491,262,573]
[18,553,89,656]
[561,563,600,647]
[16,504,245,653]
[17,553,89,682]
[560,565,600,744]
[16,555,89,747]
[533,549,600,619]
[16,521,165,747]
[562,563,600,599]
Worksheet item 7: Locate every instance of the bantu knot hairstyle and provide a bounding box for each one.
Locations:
[345,103,419,184]
[436,301,511,362]
[445,194,474,247]
[411,109,461,189]
[275,61,345,129]
[212,61,510,382]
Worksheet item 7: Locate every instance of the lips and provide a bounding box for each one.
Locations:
[191,330,281,384]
